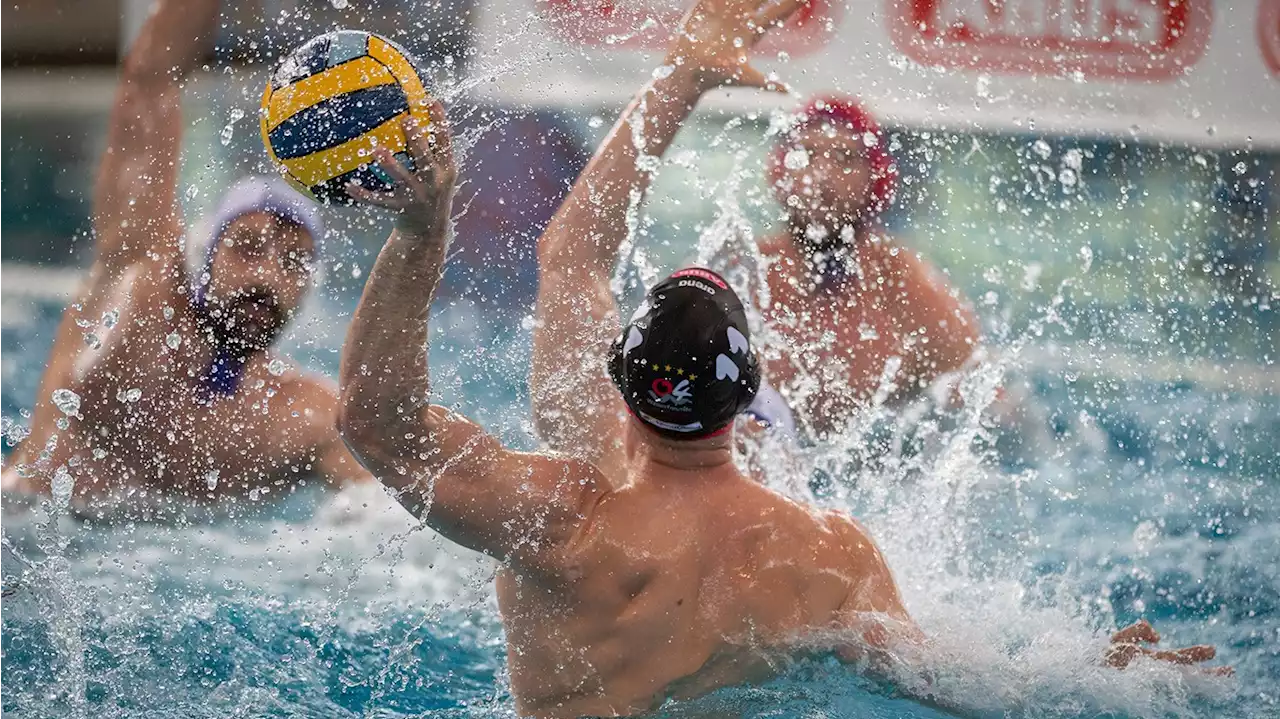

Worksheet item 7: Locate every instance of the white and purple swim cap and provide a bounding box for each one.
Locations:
[192,175,325,304]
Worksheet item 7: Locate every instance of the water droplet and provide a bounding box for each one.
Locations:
[93,448,107,460]
[219,109,245,147]
[783,148,809,171]
[975,74,991,98]
[268,358,287,376]
[56,417,70,431]
[4,419,30,446]
[51,465,74,506]
[163,305,174,320]
[331,0,349,8]
[166,332,181,350]
[75,317,94,329]
[84,333,101,350]
[1031,139,1052,160]
[587,115,604,129]
[1233,161,1248,175]
[52,389,81,416]
[205,469,220,490]
[651,64,674,80]
[1132,520,1159,553]
[1058,168,1078,189]
[101,310,118,328]
[124,388,142,403]
[185,185,199,202]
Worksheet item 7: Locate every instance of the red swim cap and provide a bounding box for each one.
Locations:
[769,95,898,217]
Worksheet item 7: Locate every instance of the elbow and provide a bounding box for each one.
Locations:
[335,391,387,463]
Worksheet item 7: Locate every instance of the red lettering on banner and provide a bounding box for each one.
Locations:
[539,0,838,56]
[887,0,1212,80]
[1261,0,1280,76]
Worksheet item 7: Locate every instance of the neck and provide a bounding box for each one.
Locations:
[789,214,872,248]
[625,420,735,473]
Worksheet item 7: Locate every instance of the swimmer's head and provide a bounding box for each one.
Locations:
[194,176,324,352]
[607,268,760,440]
[769,96,897,240]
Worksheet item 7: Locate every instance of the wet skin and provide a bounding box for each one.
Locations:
[762,123,980,437]
[1,0,365,507]
[2,214,357,508]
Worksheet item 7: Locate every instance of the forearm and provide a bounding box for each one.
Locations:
[93,0,222,263]
[122,0,221,83]
[538,68,706,275]
[339,225,448,438]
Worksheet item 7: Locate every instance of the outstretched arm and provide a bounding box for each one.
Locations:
[7,0,222,490]
[530,0,804,465]
[94,0,220,270]
[337,113,603,570]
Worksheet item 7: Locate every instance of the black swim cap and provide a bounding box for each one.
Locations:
[607,268,760,439]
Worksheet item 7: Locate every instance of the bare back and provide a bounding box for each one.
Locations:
[497,464,908,717]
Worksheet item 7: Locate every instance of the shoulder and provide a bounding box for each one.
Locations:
[881,236,957,297]
[821,509,880,555]
[273,365,342,429]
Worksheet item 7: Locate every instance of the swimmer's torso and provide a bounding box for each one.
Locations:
[760,235,975,434]
[495,471,904,718]
[4,263,337,502]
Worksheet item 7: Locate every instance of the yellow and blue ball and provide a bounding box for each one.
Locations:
[260,30,432,205]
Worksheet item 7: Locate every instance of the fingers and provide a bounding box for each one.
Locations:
[1111,619,1160,645]
[729,63,791,94]
[752,0,809,39]
[1105,643,1139,669]
[372,146,417,189]
[345,181,403,210]
[1149,645,1216,665]
[402,111,457,183]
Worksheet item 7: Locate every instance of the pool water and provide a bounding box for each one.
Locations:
[2,280,1278,719]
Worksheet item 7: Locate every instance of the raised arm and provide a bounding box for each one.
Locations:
[337,114,603,570]
[530,0,804,465]
[8,0,223,485]
[94,0,221,270]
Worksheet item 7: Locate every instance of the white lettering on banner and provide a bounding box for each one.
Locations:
[471,0,1280,147]
[890,0,1211,80]
[937,0,1162,42]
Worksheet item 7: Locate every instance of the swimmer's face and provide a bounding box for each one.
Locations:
[203,212,316,352]
[775,122,874,228]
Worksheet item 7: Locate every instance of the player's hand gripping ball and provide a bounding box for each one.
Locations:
[260,30,434,204]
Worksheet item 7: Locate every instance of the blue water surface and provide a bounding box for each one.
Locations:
[2,289,1278,718]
